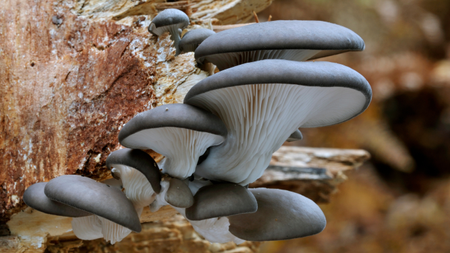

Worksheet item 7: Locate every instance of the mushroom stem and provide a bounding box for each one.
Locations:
[171,28,182,55]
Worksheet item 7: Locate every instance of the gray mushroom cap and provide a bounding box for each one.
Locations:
[165,177,194,208]
[44,175,141,232]
[185,183,258,220]
[286,129,303,142]
[185,59,372,128]
[119,104,227,179]
[228,188,326,241]
[179,28,215,53]
[148,8,189,55]
[184,59,371,185]
[195,20,365,69]
[106,148,162,193]
[23,182,91,217]
[119,104,227,143]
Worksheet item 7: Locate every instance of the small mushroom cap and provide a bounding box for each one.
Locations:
[106,148,162,193]
[228,188,326,241]
[186,183,258,220]
[179,28,216,53]
[165,178,194,208]
[44,175,141,232]
[286,129,303,142]
[148,8,189,36]
[195,20,364,68]
[119,104,227,145]
[23,182,91,217]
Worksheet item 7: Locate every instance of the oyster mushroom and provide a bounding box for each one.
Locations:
[184,59,372,185]
[179,28,215,53]
[228,188,326,241]
[186,182,257,220]
[44,175,141,233]
[106,148,161,208]
[119,103,227,180]
[195,20,365,70]
[148,8,190,55]
[23,182,91,217]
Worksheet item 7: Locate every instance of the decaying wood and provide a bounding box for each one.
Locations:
[1,0,369,252]
[0,0,273,225]
[251,146,371,203]
[1,146,369,252]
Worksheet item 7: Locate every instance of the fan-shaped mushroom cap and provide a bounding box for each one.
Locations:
[185,60,371,185]
[106,148,161,193]
[148,8,189,55]
[228,188,326,241]
[186,183,258,220]
[23,182,91,217]
[165,177,194,208]
[119,104,227,179]
[179,28,215,53]
[195,20,365,70]
[287,129,303,142]
[44,175,141,232]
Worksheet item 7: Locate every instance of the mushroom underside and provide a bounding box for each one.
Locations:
[121,127,224,179]
[190,83,367,185]
[110,164,156,208]
[199,49,321,70]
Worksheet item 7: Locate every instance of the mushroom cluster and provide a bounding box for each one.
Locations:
[23,9,372,245]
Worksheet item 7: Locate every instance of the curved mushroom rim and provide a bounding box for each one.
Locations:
[118,104,227,143]
[23,182,91,217]
[106,148,162,193]
[44,175,142,232]
[194,20,364,59]
[184,60,372,128]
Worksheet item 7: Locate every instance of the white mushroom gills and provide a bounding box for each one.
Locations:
[111,165,156,208]
[206,49,320,70]
[192,83,366,185]
[72,215,103,240]
[121,127,224,179]
[71,208,143,244]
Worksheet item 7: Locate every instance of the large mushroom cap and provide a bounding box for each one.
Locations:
[228,188,326,241]
[186,183,258,220]
[185,59,371,184]
[23,182,91,217]
[119,104,227,179]
[44,175,141,232]
[195,20,365,70]
[179,28,216,53]
[106,148,162,193]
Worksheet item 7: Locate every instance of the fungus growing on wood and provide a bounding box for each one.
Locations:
[186,182,257,220]
[119,104,227,179]
[106,148,161,208]
[228,188,326,241]
[148,8,190,55]
[185,59,372,185]
[44,175,142,233]
[179,28,215,53]
[195,20,365,70]
[23,182,91,217]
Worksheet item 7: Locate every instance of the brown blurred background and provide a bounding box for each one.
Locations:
[258,0,450,252]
